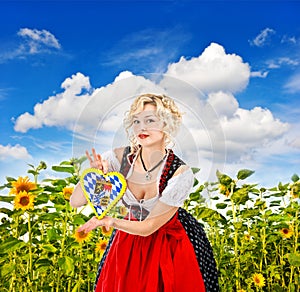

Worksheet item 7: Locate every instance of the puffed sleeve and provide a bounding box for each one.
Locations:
[101,150,121,172]
[159,167,194,207]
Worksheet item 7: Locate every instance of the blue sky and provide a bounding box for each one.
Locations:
[0,0,299,189]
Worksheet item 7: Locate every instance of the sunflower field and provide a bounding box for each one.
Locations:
[0,158,299,292]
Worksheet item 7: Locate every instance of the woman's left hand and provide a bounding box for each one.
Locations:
[77,216,115,233]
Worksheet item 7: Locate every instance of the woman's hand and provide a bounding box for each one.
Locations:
[86,148,108,173]
[77,216,115,233]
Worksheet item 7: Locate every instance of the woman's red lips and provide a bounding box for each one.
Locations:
[138,134,149,139]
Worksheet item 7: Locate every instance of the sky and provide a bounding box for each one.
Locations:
[0,0,300,192]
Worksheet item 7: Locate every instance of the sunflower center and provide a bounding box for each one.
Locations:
[100,243,107,250]
[20,196,30,206]
[78,231,87,238]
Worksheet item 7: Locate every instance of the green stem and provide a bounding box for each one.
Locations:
[230,183,240,290]
[27,212,33,283]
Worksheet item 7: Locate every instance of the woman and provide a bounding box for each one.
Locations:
[70,94,219,292]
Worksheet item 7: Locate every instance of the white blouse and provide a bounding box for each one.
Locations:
[102,149,194,215]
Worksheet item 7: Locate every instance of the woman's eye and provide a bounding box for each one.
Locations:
[146,119,155,124]
[133,120,140,124]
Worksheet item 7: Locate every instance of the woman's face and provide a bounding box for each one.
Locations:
[132,104,165,147]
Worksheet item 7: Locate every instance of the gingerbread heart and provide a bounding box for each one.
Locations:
[80,168,127,219]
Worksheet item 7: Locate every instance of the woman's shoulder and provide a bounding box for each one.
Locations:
[113,146,127,163]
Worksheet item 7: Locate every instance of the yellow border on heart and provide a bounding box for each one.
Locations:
[80,168,127,219]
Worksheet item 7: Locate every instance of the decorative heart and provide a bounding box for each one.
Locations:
[80,168,127,219]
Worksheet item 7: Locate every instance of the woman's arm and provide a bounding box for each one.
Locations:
[70,148,109,208]
[77,202,178,237]
[69,183,87,208]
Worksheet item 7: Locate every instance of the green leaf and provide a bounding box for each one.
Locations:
[210,196,220,200]
[216,170,232,185]
[189,192,201,201]
[0,237,26,254]
[52,165,75,174]
[191,167,200,174]
[6,177,16,182]
[27,169,38,176]
[254,199,265,207]
[0,207,14,216]
[1,263,16,277]
[231,188,250,205]
[0,195,14,203]
[216,203,228,209]
[73,214,87,225]
[287,253,300,267]
[193,178,199,187]
[240,208,260,218]
[35,258,53,273]
[39,212,62,222]
[47,228,61,241]
[35,193,50,204]
[237,169,254,180]
[42,244,57,253]
[291,174,299,182]
[58,256,74,276]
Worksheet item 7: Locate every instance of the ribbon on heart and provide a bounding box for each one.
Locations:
[80,168,127,219]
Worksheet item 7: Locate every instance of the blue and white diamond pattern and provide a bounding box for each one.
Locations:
[83,172,124,216]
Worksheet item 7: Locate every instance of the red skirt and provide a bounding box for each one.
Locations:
[95,213,206,292]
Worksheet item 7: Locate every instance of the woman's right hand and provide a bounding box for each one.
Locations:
[86,148,108,173]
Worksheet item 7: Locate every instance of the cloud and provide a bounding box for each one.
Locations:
[18,28,61,53]
[284,73,300,93]
[165,43,250,93]
[0,144,31,161]
[251,71,268,78]
[14,72,92,133]
[0,28,61,63]
[103,27,191,72]
[203,91,289,162]
[267,57,299,69]
[281,35,297,44]
[13,43,292,171]
[250,28,276,47]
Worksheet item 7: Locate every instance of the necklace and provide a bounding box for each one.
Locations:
[140,149,167,181]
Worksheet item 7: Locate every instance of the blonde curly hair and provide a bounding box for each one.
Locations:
[123,93,182,151]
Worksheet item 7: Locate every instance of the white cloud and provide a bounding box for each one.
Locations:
[205,91,290,162]
[12,43,292,175]
[281,35,297,44]
[251,71,268,78]
[250,28,276,47]
[18,28,61,53]
[103,27,191,73]
[267,57,299,69]
[284,73,300,93]
[165,43,250,93]
[0,144,31,160]
[14,72,92,132]
[0,28,61,63]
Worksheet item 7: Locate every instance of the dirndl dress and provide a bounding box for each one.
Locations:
[94,147,220,292]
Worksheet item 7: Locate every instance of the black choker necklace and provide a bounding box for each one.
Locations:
[140,149,167,181]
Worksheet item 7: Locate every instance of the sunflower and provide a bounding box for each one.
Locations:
[95,239,108,254]
[63,187,74,201]
[244,233,251,241]
[14,191,35,211]
[10,176,36,195]
[219,184,230,197]
[119,206,128,217]
[74,228,92,243]
[237,290,246,292]
[280,227,293,239]
[101,226,113,237]
[253,273,265,288]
